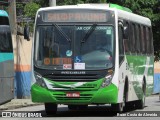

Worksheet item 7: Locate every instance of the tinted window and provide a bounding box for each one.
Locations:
[135,25,140,53]
[124,22,130,53]
[133,24,136,53]
[0,16,9,25]
[149,28,154,54]
[118,25,124,64]
[146,27,150,54]
[0,25,13,52]
[141,26,146,53]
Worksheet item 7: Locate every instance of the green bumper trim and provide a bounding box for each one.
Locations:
[31,83,118,104]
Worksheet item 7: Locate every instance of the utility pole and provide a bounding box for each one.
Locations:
[8,0,17,98]
[8,0,17,35]
[49,0,56,6]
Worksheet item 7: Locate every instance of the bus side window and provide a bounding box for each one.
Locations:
[138,25,142,54]
[149,28,154,54]
[135,25,140,53]
[141,26,146,54]
[123,22,130,53]
[144,26,147,54]
[131,23,136,53]
[146,27,150,54]
[118,25,124,64]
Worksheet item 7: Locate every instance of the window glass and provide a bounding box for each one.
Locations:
[149,28,154,54]
[0,16,9,25]
[131,23,136,53]
[0,25,13,52]
[135,25,140,53]
[118,25,124,64]
[146,27,150,54]
[124,22,130,53]
[141,26,146,54]
[35,25,115,70]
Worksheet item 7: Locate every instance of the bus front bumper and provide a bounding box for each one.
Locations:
[31,83,118,104]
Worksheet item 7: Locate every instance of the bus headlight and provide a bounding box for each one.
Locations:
[34,72,47,88]
[101,75,112,87]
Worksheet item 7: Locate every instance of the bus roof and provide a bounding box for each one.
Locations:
[38,4,151,26]
[117,9,151,26]
[0,10,8,17]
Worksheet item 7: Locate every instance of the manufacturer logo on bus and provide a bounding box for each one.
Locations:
[61,71,86,74]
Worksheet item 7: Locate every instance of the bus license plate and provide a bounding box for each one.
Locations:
[66,92,80,98]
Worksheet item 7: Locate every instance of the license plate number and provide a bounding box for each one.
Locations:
[66,92,80,98]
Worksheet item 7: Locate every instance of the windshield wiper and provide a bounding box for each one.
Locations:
[53,24,71,42]
[81,24,97,43]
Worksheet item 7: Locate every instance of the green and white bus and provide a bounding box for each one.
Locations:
[31,4,154,114]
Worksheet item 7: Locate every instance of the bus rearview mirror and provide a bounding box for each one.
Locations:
[24,25,30,41]
[123,26,129,39]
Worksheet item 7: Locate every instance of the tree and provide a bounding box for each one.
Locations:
[23,2,40,32]
[24,2,40,19]
[34,0,49,7]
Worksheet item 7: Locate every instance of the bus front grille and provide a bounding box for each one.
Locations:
[44,74,102,82]
[53,93,93,101]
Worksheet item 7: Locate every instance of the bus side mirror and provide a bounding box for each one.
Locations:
[123,26,129,39]
[24,25,30,41]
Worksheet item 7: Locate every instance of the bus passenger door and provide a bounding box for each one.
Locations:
[118,23,124,65]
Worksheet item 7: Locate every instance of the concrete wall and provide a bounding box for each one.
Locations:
[12,35,32,98]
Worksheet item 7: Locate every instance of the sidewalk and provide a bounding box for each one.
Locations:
[0,99,42,110]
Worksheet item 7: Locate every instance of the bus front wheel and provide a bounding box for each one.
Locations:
[111,102,124,113]
[45,103,57,115]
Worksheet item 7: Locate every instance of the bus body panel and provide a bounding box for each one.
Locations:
[31,82,118,104]
[0,56,14,104]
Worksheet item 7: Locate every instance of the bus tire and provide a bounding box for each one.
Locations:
[111,103,124,113]
[125,101,135,111]
[111,81,127,113]
[135,81,146,109]
[136,94,145,109]
[45,103,57,115]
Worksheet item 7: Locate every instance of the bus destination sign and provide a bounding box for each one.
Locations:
[43,10,109,22]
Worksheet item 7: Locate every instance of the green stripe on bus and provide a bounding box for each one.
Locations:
[109,4,132,13]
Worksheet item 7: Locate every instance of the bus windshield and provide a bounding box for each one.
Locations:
[35,24,114,70]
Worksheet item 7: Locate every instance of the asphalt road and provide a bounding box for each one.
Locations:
[1,95,160,119]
